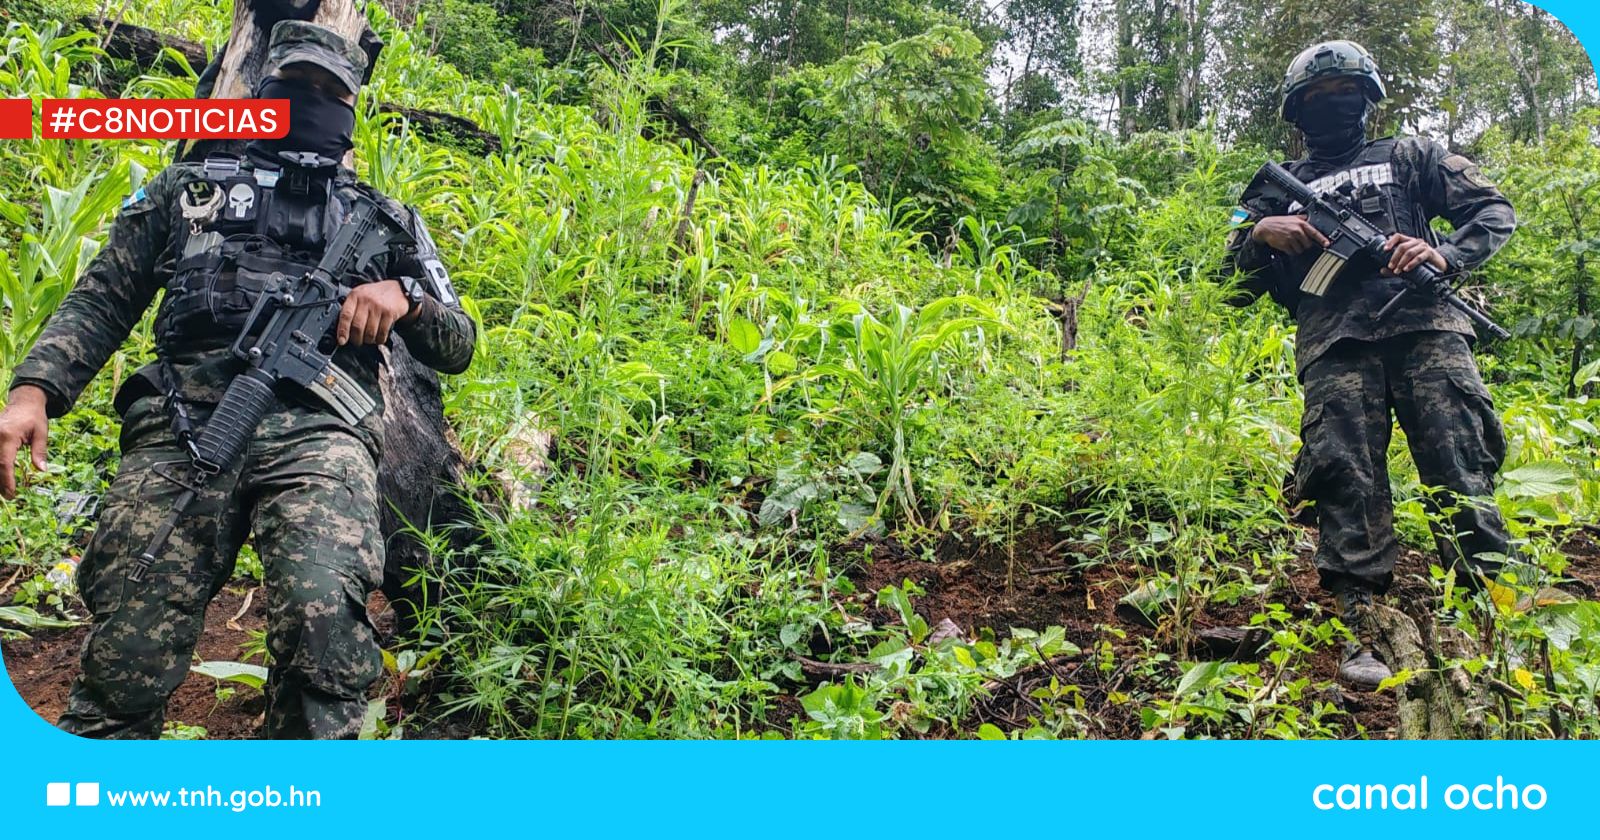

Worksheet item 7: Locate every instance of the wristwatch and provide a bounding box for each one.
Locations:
[398,275,426,318]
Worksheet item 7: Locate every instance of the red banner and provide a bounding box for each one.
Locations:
[38,99,289,140]
[0,99,32,139]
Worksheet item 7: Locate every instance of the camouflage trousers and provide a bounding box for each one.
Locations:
[1297,330,1511,594]
[59,394,384,739]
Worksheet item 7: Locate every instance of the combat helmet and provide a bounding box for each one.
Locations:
[1281,40,1386,121]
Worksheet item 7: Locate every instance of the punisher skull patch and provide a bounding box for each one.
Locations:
[227,183,256,220]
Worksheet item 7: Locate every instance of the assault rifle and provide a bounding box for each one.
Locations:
[129,192,414,582]
[1251,161,1510,340]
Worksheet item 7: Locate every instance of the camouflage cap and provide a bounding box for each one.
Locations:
[264,20,367,95]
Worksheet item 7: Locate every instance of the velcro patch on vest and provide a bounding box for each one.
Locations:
[423,257,457,304]
[1443,154,1496,190]
[1287,163,1395,212]
[221,178,259,223]
[1225,207,1253,249]
[120,186,150,211]
[179,181,222,228]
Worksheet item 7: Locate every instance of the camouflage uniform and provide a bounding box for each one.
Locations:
[1223,136,1517,593]
[8,23,476,738]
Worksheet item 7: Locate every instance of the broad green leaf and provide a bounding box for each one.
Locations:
[1500,461,1579,499]
[1533,602,1600,651]
[359,699,388,740]
[1376,669,1415,692]
[728,318,762,355]
[1174,660,1230,697]
[0,605,78,631]
[765,349,797,375]
[845,451,883,475]
[191,661,268,691]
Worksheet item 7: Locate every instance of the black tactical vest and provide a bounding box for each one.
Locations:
[1283,138,1436,248]
[155,154,350,347]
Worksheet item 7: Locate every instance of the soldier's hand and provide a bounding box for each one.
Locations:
[0,385,49,500]
[337,280,410,347]
[1382,234,1447,276]
[1250,215,1330,255]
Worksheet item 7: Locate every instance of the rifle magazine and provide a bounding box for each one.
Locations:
[305,362,377,426]
[1301,251,1346,296]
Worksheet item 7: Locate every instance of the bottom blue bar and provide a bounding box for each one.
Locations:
[0,669,1589,834]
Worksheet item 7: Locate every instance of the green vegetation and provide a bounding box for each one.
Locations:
[2,0,1599,739]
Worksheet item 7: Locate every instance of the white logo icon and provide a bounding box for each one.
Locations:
[227,183,255,219]
[45,781,99,806]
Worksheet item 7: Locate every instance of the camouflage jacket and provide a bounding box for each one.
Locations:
[9,157,477,421]
[1222,136,1515,375]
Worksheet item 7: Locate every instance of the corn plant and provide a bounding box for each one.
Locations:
[774,295,1002,525]
[1,164,134,372]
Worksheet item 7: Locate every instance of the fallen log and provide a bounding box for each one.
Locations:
[375,342,480,619]
[85,12,719,161]
[82,15,206,70]
[487,419,556,514]
[376,102,501,154]
[1370,603,1488,739]
[1193,626,1271,661]
[79,15,500,155]
[642,98,723,161]
[792,655,880,680]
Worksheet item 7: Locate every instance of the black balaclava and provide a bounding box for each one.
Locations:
[249,76,355,163]
[1295,88,1369,160]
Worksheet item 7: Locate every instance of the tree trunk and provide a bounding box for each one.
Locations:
[1371,604,1489,739]
[1570,252,1590,399]
[1115,0,1135,140]
[841,0,852,57]
[187,0,479,622]
[1495,0,1547,143]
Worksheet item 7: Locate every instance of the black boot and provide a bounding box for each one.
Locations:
[1334,587,1393,691]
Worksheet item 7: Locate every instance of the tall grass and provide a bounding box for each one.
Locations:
[4,0,1598,738]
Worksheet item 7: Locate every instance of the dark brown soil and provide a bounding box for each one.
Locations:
[840,523,1600,740]
[1,584,397,739]
[8,524,1596,740]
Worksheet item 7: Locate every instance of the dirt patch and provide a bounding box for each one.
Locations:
[1,585,396,740]
[836,527,1511,739]
[1558,528,1600,595]
[11,524,1592,740]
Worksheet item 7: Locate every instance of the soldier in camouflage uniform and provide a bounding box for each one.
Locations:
[1221,41,1517,690]
[0,22,476,738]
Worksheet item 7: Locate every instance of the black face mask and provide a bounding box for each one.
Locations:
[249,76,355,163]
[1295,90,1368,159]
